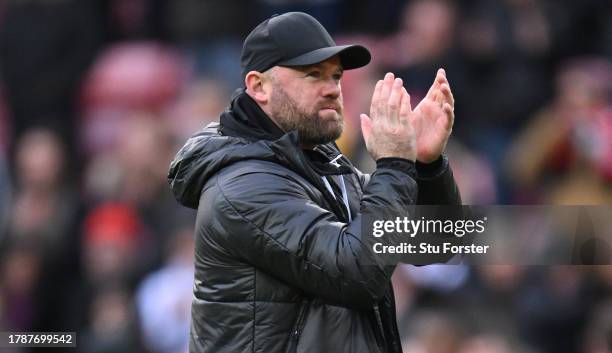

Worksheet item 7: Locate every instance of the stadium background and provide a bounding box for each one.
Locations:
[0,0,611,352]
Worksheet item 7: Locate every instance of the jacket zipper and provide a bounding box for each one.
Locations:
[388,285,403,353]
[285,300,311,353]
[373,304,388,352]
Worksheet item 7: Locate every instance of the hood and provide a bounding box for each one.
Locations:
[168,90,351,209]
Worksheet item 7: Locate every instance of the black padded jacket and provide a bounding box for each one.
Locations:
[168,91,461,353]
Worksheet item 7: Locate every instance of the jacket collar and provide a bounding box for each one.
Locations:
[219,88,285,141]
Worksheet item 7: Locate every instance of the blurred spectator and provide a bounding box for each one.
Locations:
[457,333,528,353]
[404,264,470,293]
[583,300,612,353]
[505,0,552,59]
[100,0,165,41]
[0,239,42,331]
[382,0,460,101]
[393,263,470,337]
[114,115,174,207]
[80,286,145,353]
[455,0,552,129]
[71,201,153,345]
[516,267,592,353]
[164,78,229,144]
[81,202,150,288]
[136,227,194,353]
[452,0,553,202]
[85,112,194,269]
[592,266,612,296]
[506,57,612,204]
[80,42,185,155]
[163,0,255,87]
[444,141,497,204]
[112,114,193,266]
[7,128,82,330]
[453,266,528,339]
[336,0,405,35]
[0,0,101,154]
[10,128,78,242]
[82,42,184,112]
[543,1,612,59]
[255,0,343,34]
[165,0,255,42]
[401,311,465,353]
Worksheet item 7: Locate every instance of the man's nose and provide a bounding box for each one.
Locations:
[321,79,341,98]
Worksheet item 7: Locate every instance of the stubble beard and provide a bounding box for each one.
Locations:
[268,83,344,146]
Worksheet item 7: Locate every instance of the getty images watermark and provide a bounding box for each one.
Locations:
[364,206,612,265]
[371,216,489,255]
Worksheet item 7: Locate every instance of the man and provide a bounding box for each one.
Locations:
[168,12,460,353]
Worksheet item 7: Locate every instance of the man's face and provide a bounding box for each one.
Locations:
[266,56,344,146]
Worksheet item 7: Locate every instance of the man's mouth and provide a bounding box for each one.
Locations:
[319,104,341,112]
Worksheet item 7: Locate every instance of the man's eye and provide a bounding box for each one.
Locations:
[333,73,343,81]
[307,71,321,78]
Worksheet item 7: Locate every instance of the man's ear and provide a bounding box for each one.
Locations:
[245,71,270,105]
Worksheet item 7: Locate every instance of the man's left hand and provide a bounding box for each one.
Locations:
[413,68,455,163]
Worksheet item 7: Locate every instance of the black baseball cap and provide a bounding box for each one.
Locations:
[240,12,371,79]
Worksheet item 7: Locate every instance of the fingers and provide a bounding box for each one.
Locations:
[424,76,438,102]
[360,113,374,155]
[387,78,403,125]
[399,87,413,125]
[424,68,453,108]
[360,113,373,143]
[438,69,454,130]
[440,83,454,106]
[437,68,454,107]
[437,68,446,81]
[379,72,395,102]
[370,80,383,119]
[436,68,447,87]
[375,73,394,121]
[435,69,447,105]
[371,80,382,105]
[362,81,417,161]
[443,102,454,131]
[370,72,407,126]
[422,68,443,101]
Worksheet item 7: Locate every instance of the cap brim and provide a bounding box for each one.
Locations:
[277,44,371,70]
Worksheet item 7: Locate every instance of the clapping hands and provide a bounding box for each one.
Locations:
[362,69,455,163]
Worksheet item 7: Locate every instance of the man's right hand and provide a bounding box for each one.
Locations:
[360,73,417,162]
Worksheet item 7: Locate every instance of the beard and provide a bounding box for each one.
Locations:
[268,83,344,146]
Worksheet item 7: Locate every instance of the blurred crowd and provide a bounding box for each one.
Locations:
[0,0,611,353]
